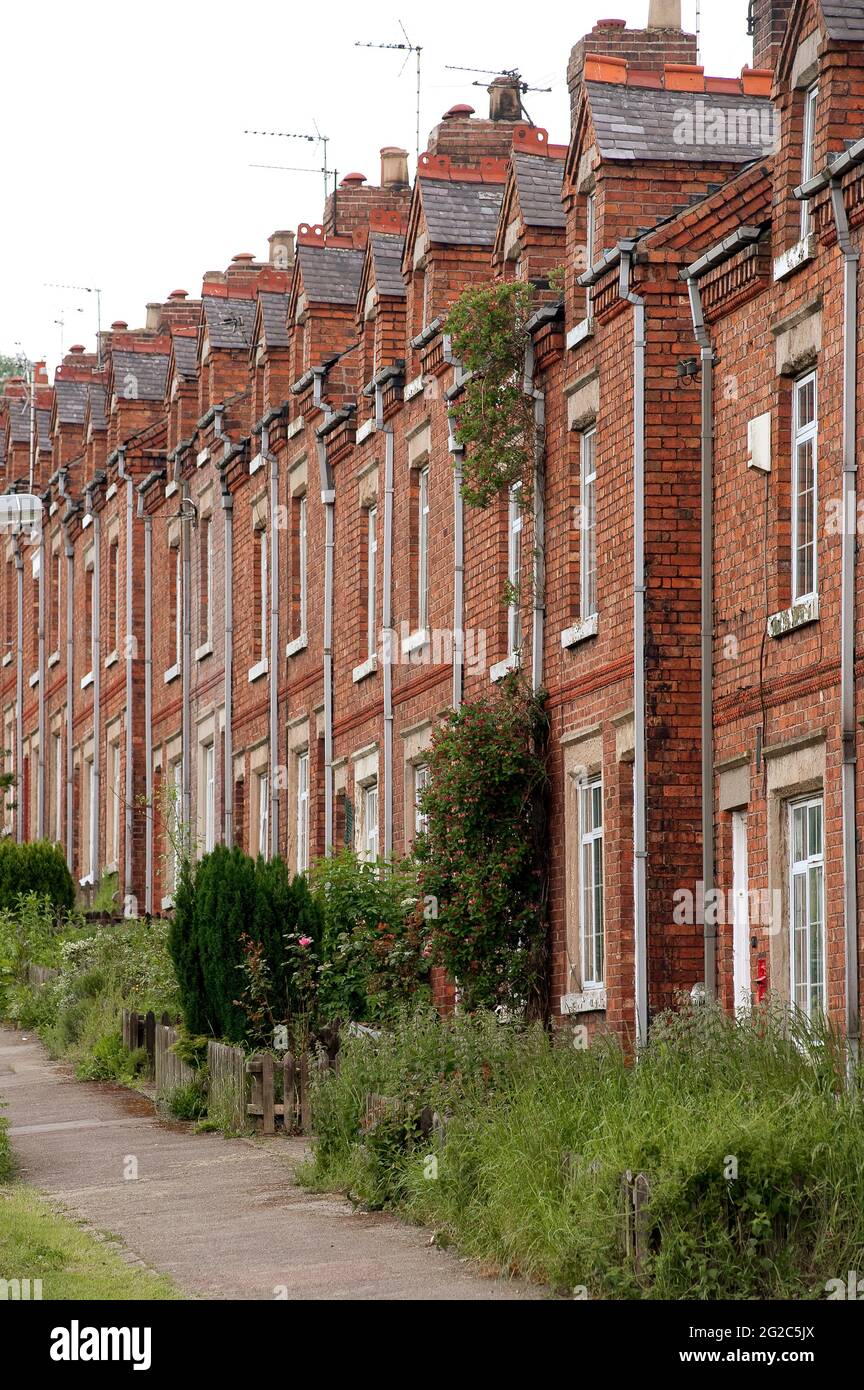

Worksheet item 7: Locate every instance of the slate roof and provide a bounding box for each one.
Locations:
[259,291,290,347]
[172,333,198,380]
[88,383,107,430]
[586,84,775,162]
[822,2,864,41]
[54,378,89,425]
[203,296,257,349]
[298,245,366,305]
[512,153,565,228]
[420,179,504,245]
[8,399,30,444]
[369,232,407,297]
[37,410,52,450]
[112,351,169,402]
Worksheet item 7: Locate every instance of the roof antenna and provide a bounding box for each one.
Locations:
[355,21,423,164]
[44,282,103,365]
[244,126,330,206]
[444,66,551,124]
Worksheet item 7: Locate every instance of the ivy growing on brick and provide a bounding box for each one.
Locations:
[414,677,550,1016]
[446,280,535,509]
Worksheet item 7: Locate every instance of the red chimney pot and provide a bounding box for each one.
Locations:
[340,171,367,184]
[443,103,475,119]
[168,289,189,300]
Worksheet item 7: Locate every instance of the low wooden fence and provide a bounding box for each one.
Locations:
[154,1023,196,1097]
[246,1050,335,1136]
[26,963,58,988]
[207,1040,247,1132]
[120,1009,177,1082]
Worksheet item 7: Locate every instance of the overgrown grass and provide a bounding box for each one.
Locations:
[302,1001,864,1299]
[5,914,180,1086]
[0,1185,180,1299]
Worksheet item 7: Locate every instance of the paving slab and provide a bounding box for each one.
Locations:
[0,1028,543,1301]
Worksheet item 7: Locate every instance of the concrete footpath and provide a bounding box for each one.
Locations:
[0,1028,542,1301]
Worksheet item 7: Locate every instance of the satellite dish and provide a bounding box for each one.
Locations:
[0,494,43,538]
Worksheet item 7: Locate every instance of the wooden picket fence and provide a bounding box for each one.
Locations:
[245,1049,335,1136]
[207,1040,247,1132]
[120,1008,176,1082]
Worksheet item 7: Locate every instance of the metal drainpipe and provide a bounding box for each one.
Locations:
[375,380,395,858]
[314,368,335,856]
[57,470,74,865]
[90,496,102,881]
[14,540,24,841]
[523,339,546,694]
[37,515,46,839]
[264,421,280,860]
[138,489,154,915]
[180,473,192,854]
[117,447,134,905]
[618,244,649,1048]
[443,335,465,710]
[685,275,716,1002]
[214,410,233,848]
[829,178,860,1061]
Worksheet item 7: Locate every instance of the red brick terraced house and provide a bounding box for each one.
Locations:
[3,0,864,1051]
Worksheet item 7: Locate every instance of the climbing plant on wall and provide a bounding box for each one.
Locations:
[446,280,536,509]
[414,676,550,1017]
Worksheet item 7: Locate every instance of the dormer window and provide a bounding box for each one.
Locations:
[799,83,818,238]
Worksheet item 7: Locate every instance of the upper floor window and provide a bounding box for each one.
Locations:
[108,538,120,652]
[169,542,181,670]
[296,494,307,637]
[792,371,817,603]
[50,546,62,657]
[363,782,379,863]
[199,515,212,647]
[203,742,216,853]
[296,750,309,873]
[255,527,268,661]
[366,505,378,659]
[580,428,597,620]
[414,763,430,838]
[507,481,523,654]
[417,466,429,631]
[800,84,818,238]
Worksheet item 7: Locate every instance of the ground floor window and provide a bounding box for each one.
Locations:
[580,776,604,988]
[789,794,825,1019]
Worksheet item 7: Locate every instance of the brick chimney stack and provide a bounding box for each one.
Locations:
[568,16,697,131]
[380,146,410,188]
[750,0,795,74]
[488,74,523,122]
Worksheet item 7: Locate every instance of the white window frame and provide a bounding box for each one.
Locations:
[86,756,97,881]
[298,493,308,636]
[106,740,120,869]
[367,505,378,659]
[789,794,825,1019]
[171,759,184,887]
[363,782,379,863]
[51,545,62,657]
[173,544,182,669]
[800,83,818,238]
[579,775,604,989]
[731,810,750,1013]
[507,481,523,655]
[580,428,597,620]
[201,515,213,645]
[53,732,63,844]
[258,528,268,660]
[791,370,817,603]
[414,763,430,838]
[257,770,269,859]
[296,750,309,873]
[203,742,216,853]
[417,466,429,630]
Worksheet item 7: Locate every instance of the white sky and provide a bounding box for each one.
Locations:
[1,0,752,373]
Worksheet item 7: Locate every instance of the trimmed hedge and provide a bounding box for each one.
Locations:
[0,840,75,915]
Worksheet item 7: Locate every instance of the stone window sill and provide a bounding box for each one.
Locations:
[773,234,815,283]
[401,627,429,656]
[195,640,213,662]
[161,894,174,911]
[560,986,607,1015]
[353,653,378,683]
[767,593,819,639]
[561,613,598,648]
[163,663,180,685]
[2,653,11,668]
[104,649,118,669]
[566,317,595,351]
[286,633,308,659]
[48,650,60,668]
[81,670,94,691]
[490,651,520,683]
[248,658,268,683]
[28,671,39,688]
